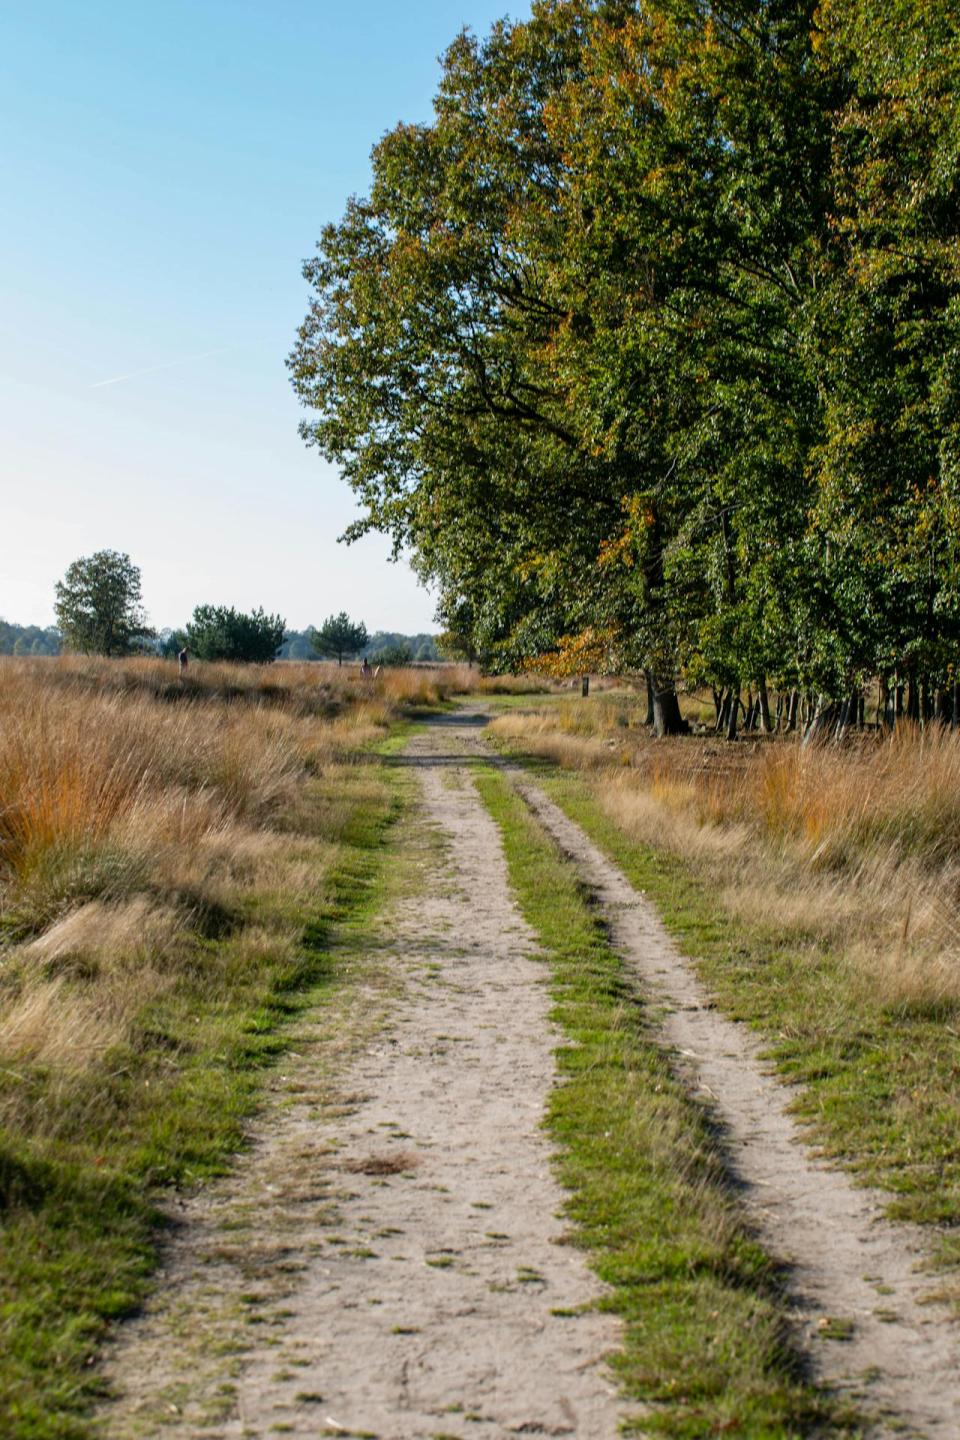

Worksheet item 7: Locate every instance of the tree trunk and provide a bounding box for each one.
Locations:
[581,674,590,698]
[836,688,860,740]
[744,687,755,732]
[857,690,865,730]
[726,685,741,741]
[834,693,851,741]
[643,671,655,726]
[651,676,689,737]
[803,694,841,746]
[786,689,799,733]
[758,676,772,734]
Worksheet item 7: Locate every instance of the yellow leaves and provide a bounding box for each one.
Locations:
[598,533,634,569]
[523,627,617,678]
[598,494,656,570]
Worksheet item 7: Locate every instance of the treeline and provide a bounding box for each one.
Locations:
[0,621,60,656]
[279,630,440,662]
[2,617,438,666]
[290,0,960,734]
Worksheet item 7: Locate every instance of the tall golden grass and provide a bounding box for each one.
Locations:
[491,703,960,1010]
[0,654,465,1102]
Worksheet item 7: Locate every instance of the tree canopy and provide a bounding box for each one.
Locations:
[290,0,960,733]
[185,605,286,663]
[312,612,369,665]
[54,550,152,657]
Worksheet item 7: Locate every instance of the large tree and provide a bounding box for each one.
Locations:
[54,550,152,657]
[289,4,695,726]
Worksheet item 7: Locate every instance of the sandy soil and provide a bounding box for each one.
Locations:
[97,722,624,1439]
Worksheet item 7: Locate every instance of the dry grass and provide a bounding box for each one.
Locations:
[0,652,461,1434]
[0,654,466,1105]
[491,706,960,1011]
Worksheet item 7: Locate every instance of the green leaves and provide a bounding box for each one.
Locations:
[291,0,960,705]
[54,551,152,658]
[185,605,286,664]
[311,612,368,665]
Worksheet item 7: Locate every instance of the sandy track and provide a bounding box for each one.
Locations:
[493,746,960,1438]
[98,723,623,1439]
[98,708,960,1440]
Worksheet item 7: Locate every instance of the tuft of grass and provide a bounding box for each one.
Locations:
[474,764,854,1438]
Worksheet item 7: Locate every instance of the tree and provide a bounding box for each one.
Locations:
[370,641,412,666]
[54,550,152,656]
[290,0,960,733]
[278,629,316,660]
[185,605,286,663]
[312,612,368,666]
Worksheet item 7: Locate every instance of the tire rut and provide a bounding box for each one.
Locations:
[478,735,960,1439]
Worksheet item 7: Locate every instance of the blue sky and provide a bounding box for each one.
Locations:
[1,1,515,632]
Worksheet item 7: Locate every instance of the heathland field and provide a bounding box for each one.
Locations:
[3,661,960,1439]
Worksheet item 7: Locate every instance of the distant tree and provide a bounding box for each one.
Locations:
[278,629,317,660]
[157,627,188,659]
[312,612,368,666]
[54,550,152,656]
[370,641,412,666]
[185,605,286,663]
[0,621,61,656]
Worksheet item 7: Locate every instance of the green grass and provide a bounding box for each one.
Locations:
[0,741,415,1440]
[474,764,857,1439]
[502,754,960,1238]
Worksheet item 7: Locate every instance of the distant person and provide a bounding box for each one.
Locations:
[177,646,188,678]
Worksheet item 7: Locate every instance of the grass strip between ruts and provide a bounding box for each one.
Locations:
[474,763,858,1440]
[0,726,418,1440]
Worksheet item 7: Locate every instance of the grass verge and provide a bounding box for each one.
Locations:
[0,731,413,1440]
[474,764,854,1439]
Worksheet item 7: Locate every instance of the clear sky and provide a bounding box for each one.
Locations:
[1,1,515,633]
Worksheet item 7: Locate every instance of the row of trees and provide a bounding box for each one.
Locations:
[279,627,440,663]
[0,621,60,656]
[290,0,960,733]
[49,550,377,665]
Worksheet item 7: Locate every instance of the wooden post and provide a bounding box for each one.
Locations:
[581,674,590,698]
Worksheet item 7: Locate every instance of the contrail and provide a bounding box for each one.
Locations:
[90,346,229,389]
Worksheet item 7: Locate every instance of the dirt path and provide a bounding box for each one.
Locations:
[98,708,960,1440]
[98,723,623,1439]
[487,741,960,1438]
